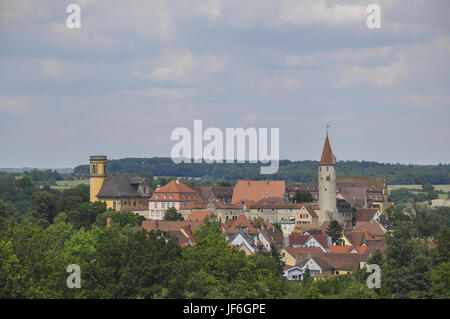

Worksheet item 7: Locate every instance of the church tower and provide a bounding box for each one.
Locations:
[90,155,107,202]
[318,130,337,222]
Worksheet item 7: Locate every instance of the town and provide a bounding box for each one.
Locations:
[89,133,394,281]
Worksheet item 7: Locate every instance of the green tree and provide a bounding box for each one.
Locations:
[28,191,59,226]
[326,220,344,245]
[422,183,434,193]
[430,262,450,298]
[163,207,184,221]
[0,199,20,230]
[383,222,432,298]
[292,191,314,203]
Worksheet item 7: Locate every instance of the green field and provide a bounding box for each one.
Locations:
[388,184,450,194]
[50,180,89,190]
[55,180,89,186]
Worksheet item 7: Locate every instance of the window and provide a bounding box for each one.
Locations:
[326,167,329,171]
[162,203,165,209]
[156,212,159,216]
[163,195,166,199]
[151,211,154,216]
[113,201,116,210]
[154,203,158,208]
[155,195,159,199]
[169,195,172,199]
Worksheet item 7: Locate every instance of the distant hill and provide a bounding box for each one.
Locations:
[0,167,73,174]
[73,157,450,185]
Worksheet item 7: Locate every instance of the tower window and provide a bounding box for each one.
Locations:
[326,167,329,172]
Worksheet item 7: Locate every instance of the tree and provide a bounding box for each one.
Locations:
[95,209,144,228]
[0,199,20,230]
[422,183,434,193]
[292,191,314,203]
[383,222,432,298]
[182,217,284,298]
[303,267,311,282]
[430,262,450,298]
[431,226,450,265]
[163,207,184,221]
[28,191,58,225]
[326,220,344,245]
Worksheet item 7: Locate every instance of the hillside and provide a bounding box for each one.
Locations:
[73,158,450,185]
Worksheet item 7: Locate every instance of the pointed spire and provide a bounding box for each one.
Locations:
[320,128,336,165]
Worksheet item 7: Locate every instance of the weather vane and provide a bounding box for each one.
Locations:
[326,124,330,137]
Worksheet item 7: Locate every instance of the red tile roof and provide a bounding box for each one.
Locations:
[354,221,386,237]
[231,180,286,204]
[226,214,256,233]
[150,180,200,202]
[355,208,378,222]
[141,220,202,234]
[186,210,213,222]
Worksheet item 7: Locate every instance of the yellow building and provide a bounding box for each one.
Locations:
[90,155,107,203]
[89,155,152,212]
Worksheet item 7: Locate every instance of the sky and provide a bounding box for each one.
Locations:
[0,0,449,168]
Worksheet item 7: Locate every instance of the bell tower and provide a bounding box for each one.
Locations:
[318,128,337,222]
[90,155,107,202]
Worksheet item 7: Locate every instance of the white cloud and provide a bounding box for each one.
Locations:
[151,53,198,82]
[337,56,407,88]
[276,0,366,26]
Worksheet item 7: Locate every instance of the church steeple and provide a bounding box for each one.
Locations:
[320,129,336,165]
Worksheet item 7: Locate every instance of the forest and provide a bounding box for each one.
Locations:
[72,158,450,185]
[0,174,449,298]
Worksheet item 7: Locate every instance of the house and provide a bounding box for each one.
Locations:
[281,247,324,266]
[329,245,367,254]
[186,210,213,222]
[192,186,233,204]
[354,208,380,222]
[228,231,260,255]
[141,220,202,246]
[223,214,283,255]
[285,233,331,252]
[257,226,284,251]
[296,252,361,278]
[148,180,201,220]
[223,215,260,252]
[231,180,286,205]
[354,221,386,238]
[283,265,304,281]
[178,201,243,223]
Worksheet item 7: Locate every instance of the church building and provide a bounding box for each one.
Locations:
[89,155,152,211]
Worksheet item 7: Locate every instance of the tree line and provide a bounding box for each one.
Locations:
[73,158,450,185]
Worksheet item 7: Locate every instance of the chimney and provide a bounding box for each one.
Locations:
[106,218,111,228]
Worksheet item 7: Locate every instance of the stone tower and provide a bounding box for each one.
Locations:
[318,131,337,222]
[90,155,107,202]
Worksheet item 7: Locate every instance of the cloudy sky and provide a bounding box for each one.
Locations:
[0,0,449,168]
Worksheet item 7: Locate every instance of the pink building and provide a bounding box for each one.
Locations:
[148,180,201,220]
